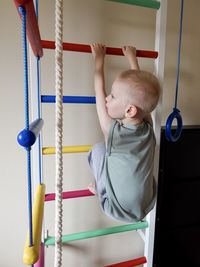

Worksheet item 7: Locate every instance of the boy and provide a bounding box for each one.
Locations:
[88,44,160,223]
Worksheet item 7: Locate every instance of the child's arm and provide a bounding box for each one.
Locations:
[122,46,140,70]
[90,43,112,139]
[123,46,153,124]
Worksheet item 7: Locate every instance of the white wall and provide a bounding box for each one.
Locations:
[0,1,200,267]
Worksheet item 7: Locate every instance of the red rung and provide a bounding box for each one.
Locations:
[41,40,158,59]
[45,189,94,202]
[104,256,147,267]
[14,0,43,57]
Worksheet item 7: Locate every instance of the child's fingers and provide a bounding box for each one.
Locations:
[90,43,106,57]
[122,46,137,56]
[90,44,95,55]
[122,46,126,54]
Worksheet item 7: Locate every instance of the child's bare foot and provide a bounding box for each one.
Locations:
[88,183,97,195]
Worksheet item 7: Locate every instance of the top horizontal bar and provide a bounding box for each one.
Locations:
[107,0,160,9]
[14,0,43,57]
[41,40,158,59]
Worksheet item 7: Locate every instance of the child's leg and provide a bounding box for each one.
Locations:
[88,142,106,196]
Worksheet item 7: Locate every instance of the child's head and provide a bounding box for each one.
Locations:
[106,69,161,120]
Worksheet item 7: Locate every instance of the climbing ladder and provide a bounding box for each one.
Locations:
[15,0,167,266]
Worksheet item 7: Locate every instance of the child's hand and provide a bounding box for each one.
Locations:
[122,46,140,70]
[122,46,137,59]
[90,43,106,61]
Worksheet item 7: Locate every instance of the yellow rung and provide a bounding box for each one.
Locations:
[42,145,92,155]
[23,184,45,265]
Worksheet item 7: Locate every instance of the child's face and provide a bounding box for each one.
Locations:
[106,80,127,119]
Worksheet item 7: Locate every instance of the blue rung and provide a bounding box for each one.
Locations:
[41,95,96,104]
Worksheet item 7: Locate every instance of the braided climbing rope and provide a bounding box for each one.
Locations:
[54,0,63,267]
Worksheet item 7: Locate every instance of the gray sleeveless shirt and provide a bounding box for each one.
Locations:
[103,119,156,223]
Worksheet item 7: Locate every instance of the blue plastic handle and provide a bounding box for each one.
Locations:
[165,108,183,142]
[17,118,44,148]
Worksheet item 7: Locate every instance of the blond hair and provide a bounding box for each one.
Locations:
[117,69,161,115]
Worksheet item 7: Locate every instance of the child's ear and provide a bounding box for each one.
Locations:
[125,105,137,118]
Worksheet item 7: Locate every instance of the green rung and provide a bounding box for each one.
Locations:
[45,221,148,245]
[107,0,160,10]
